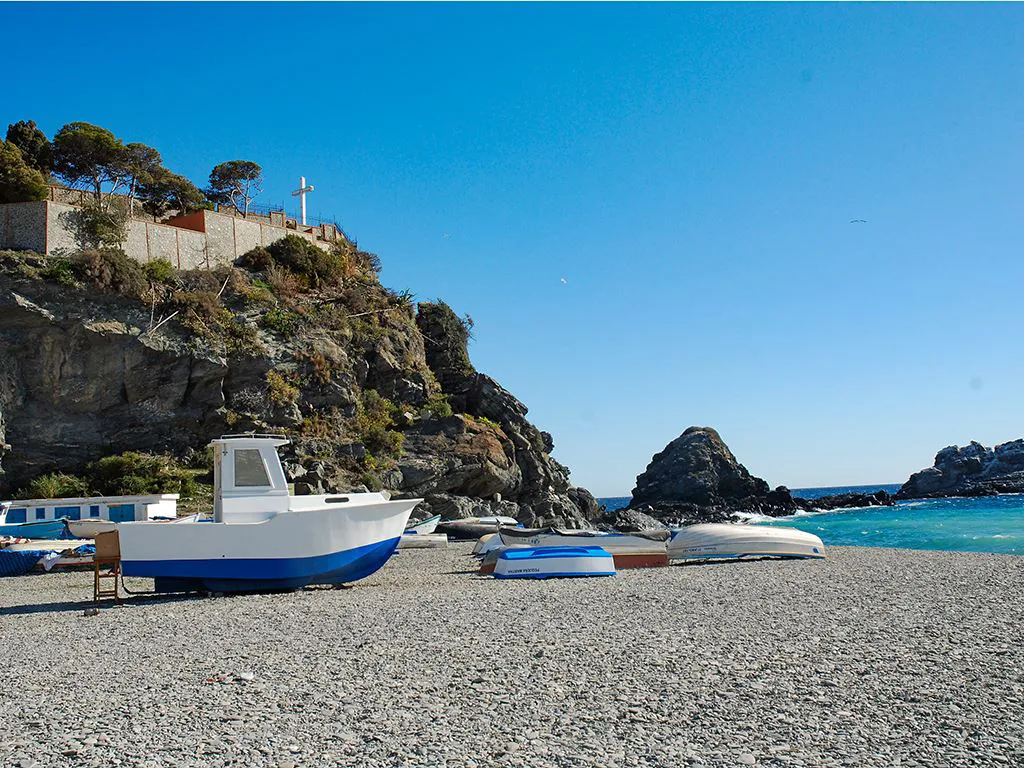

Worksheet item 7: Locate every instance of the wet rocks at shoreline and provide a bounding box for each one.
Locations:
[897,439,1024,499]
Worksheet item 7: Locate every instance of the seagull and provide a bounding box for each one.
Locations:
[560,277,568,284]
[850,219,867,223]
[442,232,451,240]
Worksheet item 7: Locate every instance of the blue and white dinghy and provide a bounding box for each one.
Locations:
[117,435,420,592]
[493,546,616,580]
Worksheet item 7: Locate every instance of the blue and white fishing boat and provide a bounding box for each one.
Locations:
[117,435,420,593]
[493,546,616,579]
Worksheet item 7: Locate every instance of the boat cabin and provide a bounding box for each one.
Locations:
[213,434,291,523]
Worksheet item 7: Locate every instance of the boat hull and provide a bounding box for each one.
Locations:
[493,546,616,579]
[404,514,441,536]
[119,499,416,592]
[667,523,826,561]
[0,520,69,540]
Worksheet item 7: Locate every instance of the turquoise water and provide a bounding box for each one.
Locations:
[598,488,1023,555]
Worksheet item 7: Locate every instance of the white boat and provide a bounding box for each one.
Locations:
[493,546,616,579]
[497,526,669,569]
[472,532,504,556]
[117,435,420,592]
[436,515,520,540]
[667,523,826,561]
[397,533,448,549]
[404,514,441,536]
[66,513,201,539]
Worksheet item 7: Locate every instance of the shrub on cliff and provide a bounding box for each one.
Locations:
[238,236,357,290]
[356,389,404,458]
[73,248,148,297]
[88,451,199,497]
[0,140,49,204]
[21,472,90,499]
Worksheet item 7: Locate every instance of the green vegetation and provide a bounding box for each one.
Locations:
[73,248,147,297]
[19,451,200,500]
[140,167,206,219]
[422,391,453,419]
[0,141,49,203]
[142,258,176,286]
[5,120,52,175]
[39,257,76,287]
[266,369,300,405]
[260,306,301,335]
[355,389,405,459]
[207,160,263,218]
[67,203,130,250]
[22,472,90,499]
[52,122,126,204]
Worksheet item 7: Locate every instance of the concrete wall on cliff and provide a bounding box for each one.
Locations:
[0,202,322,270]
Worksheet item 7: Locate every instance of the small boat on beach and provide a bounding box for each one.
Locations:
[667,523,825,561]
[493,546,616,580]
[404,514,441,536]
[117,434,420,593]
[397,533,448,549]
[495,526,670,570]
[436,515,520,540]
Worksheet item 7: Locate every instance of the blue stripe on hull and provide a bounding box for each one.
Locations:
[0,520,69,539]
[122,536,401,592]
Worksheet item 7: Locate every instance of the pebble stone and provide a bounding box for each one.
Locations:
[1,544,1021,767]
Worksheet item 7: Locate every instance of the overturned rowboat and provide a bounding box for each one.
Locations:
[404,514,441,536]
[667,523,826,561]
[493,546,616,580]
[397,532,448,549]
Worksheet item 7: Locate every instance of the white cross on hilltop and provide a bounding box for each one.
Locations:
[291,176,315,225]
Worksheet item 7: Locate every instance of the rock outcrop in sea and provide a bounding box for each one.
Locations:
[896,439,1024,499]
[618,425,893,526]
[0,249,594,527]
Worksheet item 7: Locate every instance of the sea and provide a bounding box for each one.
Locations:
[598,484,1023,555]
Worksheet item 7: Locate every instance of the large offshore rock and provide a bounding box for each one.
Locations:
[631,426,770,508]
[897,440,1024,499]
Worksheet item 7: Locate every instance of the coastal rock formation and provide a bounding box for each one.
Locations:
[617,426,893,527]
[897,440,1024,499]
[630,426,770,508]
[0,250,594,527]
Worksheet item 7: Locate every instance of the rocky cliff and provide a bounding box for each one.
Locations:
[897,440,1024,499]
[619,425,892,525]
[0,247,594,527]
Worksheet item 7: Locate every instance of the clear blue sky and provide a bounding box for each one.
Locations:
[4,3,1023,496]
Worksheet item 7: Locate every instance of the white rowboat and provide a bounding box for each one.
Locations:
[667,523,826,561]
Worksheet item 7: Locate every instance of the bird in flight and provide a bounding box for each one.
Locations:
[850,219,867,223]
[560,277,568,284]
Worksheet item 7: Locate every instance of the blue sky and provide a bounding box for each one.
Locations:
[4,3,1023,496]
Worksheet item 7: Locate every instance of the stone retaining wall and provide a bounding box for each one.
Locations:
[0,202,325,269]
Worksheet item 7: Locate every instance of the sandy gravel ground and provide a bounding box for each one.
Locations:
[1,544,1021,768]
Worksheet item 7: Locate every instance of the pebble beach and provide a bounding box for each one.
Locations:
[1,544,1021,768]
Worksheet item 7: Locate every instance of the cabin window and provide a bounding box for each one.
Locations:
[5,508,27,524]
[89,505,100,518]
[36,507,46,521]
[234,449,271,487]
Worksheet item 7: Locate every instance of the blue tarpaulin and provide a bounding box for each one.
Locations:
[0,550,46,577]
